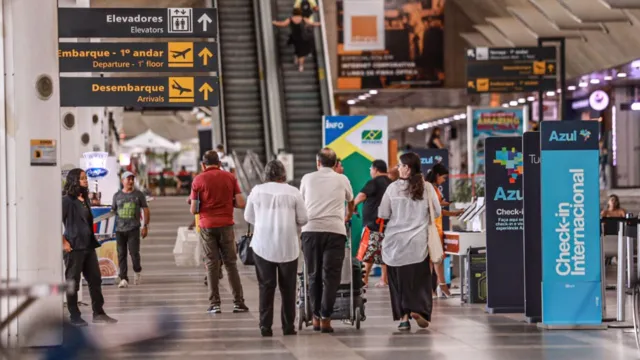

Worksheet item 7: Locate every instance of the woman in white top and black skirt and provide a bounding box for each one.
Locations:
[378,152,442,330]
[244,160,309,337]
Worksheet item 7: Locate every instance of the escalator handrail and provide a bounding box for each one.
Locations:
[316,0,336,116]
[251,0,274,161]
[267,0,291,155]
[231,150,252,195]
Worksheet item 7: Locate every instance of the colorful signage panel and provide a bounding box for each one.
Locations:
[336,0,445,89]
[467,107,525,175]
[323,115,389,254]
[484,136,525,313]
[541,121,602,326]
[523,131,542,323]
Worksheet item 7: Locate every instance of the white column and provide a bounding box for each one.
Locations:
[0,0,63,347]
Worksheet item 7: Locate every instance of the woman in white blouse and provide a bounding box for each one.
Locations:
[378,152,442,331]
[244,160,308,337]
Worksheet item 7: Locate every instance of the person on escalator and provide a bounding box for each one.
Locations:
[294,0,318,20]
[273,8,321,72]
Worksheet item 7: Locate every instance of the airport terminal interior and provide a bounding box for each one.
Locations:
[4,0,640,359]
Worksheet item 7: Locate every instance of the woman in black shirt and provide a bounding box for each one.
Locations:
[62,168,117,327]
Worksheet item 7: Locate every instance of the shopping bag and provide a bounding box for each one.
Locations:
[173,226,200,267]
[427,187,445,264]
[237,225,254,266]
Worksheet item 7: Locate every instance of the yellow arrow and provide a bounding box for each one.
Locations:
[199,83,214,101]
[198,47,213,66]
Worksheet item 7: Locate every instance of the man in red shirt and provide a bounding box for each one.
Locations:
[190,150,248,314]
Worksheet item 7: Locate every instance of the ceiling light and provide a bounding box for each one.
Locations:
[546,91,555,96]
[604,75,613,81]
[347,100,356,105]
[578,82,588,88]
[590,79,600,84]
[196,112,206,120]
[460,113,467,119]
[502,103,509,108]
[631,102,640,111]
[509,100,518,106]
[416,124,423,131]
[453,115,461,120]
[358,95,367,100]
[567,85,576,91]
[369,90,378,95]
[443,118,451,124]
[617,72,627,78]
[632,60,640,69]
[518,98,526,104]
[527,96,535,102]
[408,127,415,133]
[557,89,562,93]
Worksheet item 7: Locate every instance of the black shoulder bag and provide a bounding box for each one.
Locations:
[237,224,254,265]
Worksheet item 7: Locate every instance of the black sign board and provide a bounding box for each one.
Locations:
[484,136,525,314]
[415,148,450,231]
[59,42,217,73]
[60,76,219,107]
[58,8,217,38]
[522,131,542,323]
[466,46,557,94]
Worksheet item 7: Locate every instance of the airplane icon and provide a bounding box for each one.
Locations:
[172,80,192,95]
[171,48,192,59]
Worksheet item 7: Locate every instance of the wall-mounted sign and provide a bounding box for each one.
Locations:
[60,76,219,107]
[589,90,609,111]
[30,139,57,166]
[58,8,217,38]
[58,42,217,73]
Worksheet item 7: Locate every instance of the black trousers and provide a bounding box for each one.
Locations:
[116,228,142,282]
[301,232,346,318]
[254,254,298,330]
[64,249,105,319]
[387,258,433,322]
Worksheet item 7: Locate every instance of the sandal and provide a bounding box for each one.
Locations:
[411,312,430,329]
[375,281,388,288]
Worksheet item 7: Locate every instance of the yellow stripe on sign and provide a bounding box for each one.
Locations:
[327,115,375,161]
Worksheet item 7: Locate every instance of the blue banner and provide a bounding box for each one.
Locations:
[541,121,602,325]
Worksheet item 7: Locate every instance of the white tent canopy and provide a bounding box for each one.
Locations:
[122,129,181,153]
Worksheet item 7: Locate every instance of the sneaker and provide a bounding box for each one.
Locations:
[260,327,273,337]
[207,305,221,314]
[134,273,142,285]
[118,279,128,288]
[93,314,118,324]
[398,321,411,331]
[69,317,88,327]
[233,304,249,313]
[283,328,297,336]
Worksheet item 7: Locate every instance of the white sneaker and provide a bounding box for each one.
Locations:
[118,279,129,288]
[134,273,142,285]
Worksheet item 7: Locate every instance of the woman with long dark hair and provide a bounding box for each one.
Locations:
[378,153,441,330]
[425,163,463,298]
[62,168,117,327]
[427,127,444,149]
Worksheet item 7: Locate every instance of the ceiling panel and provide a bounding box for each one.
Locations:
[460,33,493,47]
[473,24,514,46]
[528,0,603,30]
[557,0,630,22]
[506,6,583,38]
[600,0,640,9]
[485,17,538,46]
[349,107,466,132]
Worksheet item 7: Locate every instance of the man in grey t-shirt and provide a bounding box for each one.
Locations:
[112,171,150,288]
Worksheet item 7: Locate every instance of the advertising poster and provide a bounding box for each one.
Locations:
[414,148,449,231]
[523,131,542,322]
[91,207,119,284]
[467,107,525,175]
[337,0,445,89]
[343,0,386,51]
[323,115,389,255]
[484,136,525,313]
[540,121,602,326]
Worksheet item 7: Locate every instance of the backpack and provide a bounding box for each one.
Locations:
[300,0,313,18]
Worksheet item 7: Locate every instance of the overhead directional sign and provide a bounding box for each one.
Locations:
[58,8,217,38]
[60,76,219,107]
[466,46,557,94]
[58,42,217,73]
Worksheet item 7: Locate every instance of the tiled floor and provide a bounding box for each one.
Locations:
[77,197,640,359]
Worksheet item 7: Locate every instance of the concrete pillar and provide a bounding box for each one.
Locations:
[0,0,63,347]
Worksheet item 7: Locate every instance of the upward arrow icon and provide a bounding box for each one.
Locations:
[199,82,214,101]
[198,13,213,32]
[198,47,213,66]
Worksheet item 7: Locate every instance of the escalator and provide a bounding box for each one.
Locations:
[217,0,268,162]
[272,0,329,183]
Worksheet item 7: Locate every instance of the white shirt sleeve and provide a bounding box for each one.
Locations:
[342,174,354,202]
[226,156,236,170]
[295,191,309,226]
[426,184,442,219]
[377,186,392,220]
[299,175,307,201]
[244,192,255,225]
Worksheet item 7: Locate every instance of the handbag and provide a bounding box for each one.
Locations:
[237,224,255,266]
[427,187,445,264]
